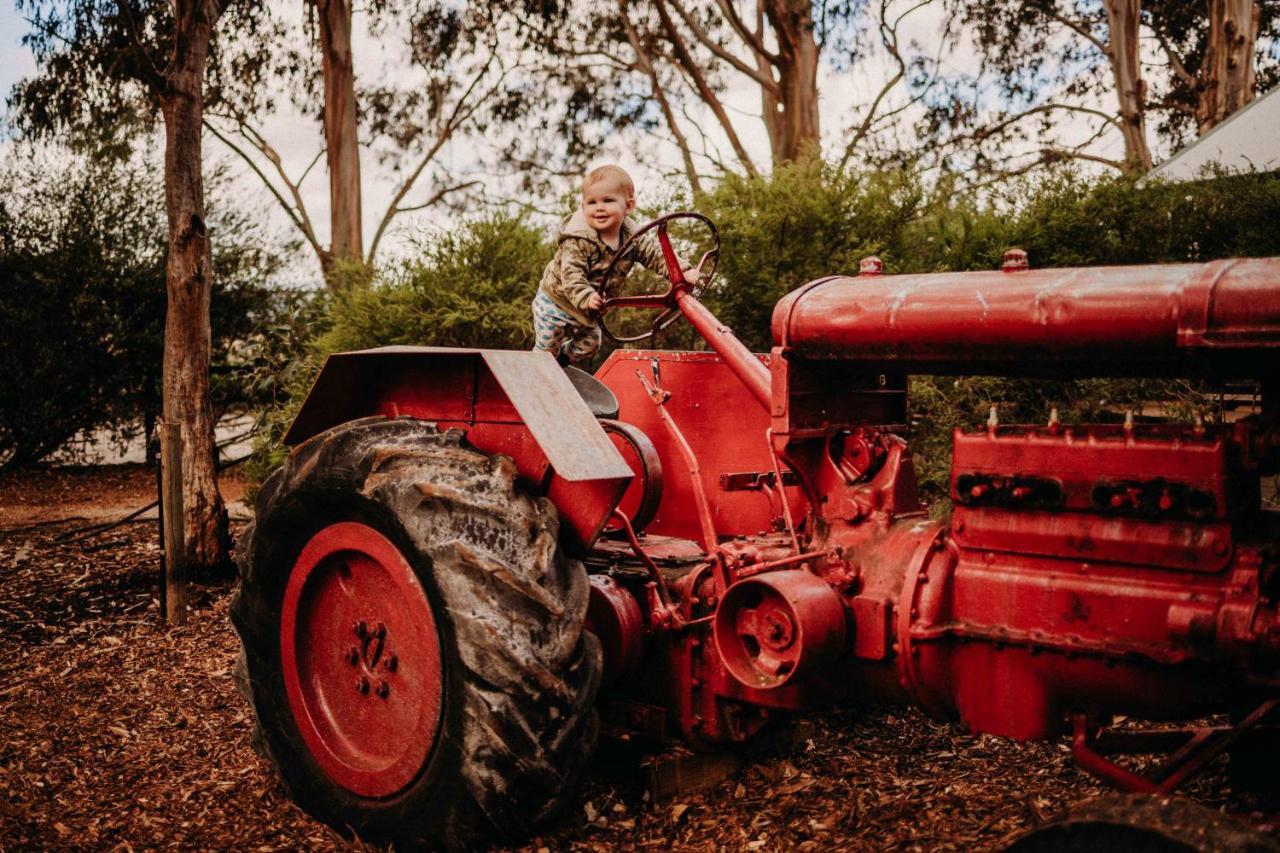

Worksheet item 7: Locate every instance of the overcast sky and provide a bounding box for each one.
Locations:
[0,1,1140,286]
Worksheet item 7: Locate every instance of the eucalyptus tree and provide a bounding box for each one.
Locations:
[206,2,562,280]
[938,1,1278,180]
[522,0,942,192]
[10,0,269,570]
[1146,0,1279,140]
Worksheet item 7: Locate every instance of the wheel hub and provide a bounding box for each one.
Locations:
[281,522,443,798]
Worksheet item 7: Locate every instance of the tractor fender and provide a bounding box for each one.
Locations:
[283,346,632,549]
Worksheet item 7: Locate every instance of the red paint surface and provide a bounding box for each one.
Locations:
[280,522,443,798]
[282,348,631,550]
[772,258,1280,376]
[588,260,1280,795]
[595,351,809,542]
[276,256,1280,799]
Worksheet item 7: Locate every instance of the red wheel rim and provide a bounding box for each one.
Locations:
[281,522,443,798]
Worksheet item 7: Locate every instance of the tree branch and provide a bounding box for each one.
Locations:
[1040,146,1126,170]
[681,101,737,174]
[1152,28,1195,87]
[715,0,778,62]
[366,54,502,263]
[668,0,781,95]
[202,117,326,264]
[1044,8,1108,55]
[298,148,325,186]
[653,0,759,176]
[838,0,907,171]
[395,180,481,214]
[622,4,704,195]
[958,101,1122,147]
[117,0,167,92]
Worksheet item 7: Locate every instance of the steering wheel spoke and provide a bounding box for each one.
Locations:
[650,307,682,337]
[656,224,686,285]
[599,212,719,345]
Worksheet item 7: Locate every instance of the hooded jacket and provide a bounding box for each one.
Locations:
[536,210,667,325]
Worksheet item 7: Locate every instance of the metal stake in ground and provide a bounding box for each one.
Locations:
[160,422,186,625]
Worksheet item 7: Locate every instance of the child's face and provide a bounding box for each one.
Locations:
[581,180,634,235]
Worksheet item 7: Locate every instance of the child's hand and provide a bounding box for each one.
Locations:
[683,266,702,286]
[586,292,604,312]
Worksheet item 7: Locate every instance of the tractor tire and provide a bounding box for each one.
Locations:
[1227,702,1280,809]
[231,417,602,849]
[1004,793,1280,853]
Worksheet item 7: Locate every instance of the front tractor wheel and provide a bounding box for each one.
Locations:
[231,418,601,849]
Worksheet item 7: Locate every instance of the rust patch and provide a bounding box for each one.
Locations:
[1064,593,1091,624]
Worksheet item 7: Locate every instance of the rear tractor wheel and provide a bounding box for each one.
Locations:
[1005,793,1280,852]
[231,418,601,848]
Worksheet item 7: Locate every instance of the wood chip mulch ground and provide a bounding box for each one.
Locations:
[0,470,1252,851]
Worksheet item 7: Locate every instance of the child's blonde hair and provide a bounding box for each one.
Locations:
[583,164,635,198]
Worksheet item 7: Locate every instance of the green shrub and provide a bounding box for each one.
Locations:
[0,149,284,469]
[313,212,547,354]
[695,164,1280,500]
[246,213,550,483]
[696,160,951,350]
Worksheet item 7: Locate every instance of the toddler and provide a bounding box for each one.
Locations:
[533,165,700,365]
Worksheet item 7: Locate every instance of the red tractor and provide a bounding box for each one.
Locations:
[233,214,1280,849]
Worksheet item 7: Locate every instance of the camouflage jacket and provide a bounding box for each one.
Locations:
[537,211,666,325]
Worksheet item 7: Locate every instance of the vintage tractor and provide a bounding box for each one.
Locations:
[232,213,1280,849]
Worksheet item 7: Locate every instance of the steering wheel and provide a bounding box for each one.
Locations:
[597,212,719,344]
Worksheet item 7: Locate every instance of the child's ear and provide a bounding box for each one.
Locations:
[625,195,636,214]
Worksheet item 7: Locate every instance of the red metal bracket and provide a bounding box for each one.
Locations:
[636,368,726,580]
[1071,700,1280,794]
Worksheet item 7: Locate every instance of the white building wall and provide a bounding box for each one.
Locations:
[1150,86,1280,180]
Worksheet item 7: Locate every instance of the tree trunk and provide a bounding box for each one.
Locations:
[1197,0,1260,134]
[316,0,363,278]
[1103,0,1153,173]
[158,0,229,572]
[763,0,820,162]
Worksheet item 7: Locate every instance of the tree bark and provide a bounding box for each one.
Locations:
[1102,0,1153,173]
[1196,0,1260,134]
[762,0,820,162]
[157,0,229,571]
[316,0,363,278]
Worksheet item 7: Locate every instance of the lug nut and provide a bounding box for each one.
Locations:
[385,655,398,673]
[356,677,370,694]
[376,680,390,699]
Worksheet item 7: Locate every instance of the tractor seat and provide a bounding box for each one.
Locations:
[564,365,620,419]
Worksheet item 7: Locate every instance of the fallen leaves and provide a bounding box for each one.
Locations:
[0,492,1248,852]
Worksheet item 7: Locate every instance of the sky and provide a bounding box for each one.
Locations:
[0,4,35,100]
[0,1,1147,287]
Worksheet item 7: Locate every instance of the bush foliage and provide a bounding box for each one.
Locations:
[313,213,546,354]
[236,162,1280,498]
[0,151,285,469]
[691,163,1280,498]
[697,162,1280,350]
[244,213,550,481]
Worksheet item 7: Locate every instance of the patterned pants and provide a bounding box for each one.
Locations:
[532,291,602,364]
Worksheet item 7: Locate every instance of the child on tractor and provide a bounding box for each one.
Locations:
[533,164,701,366]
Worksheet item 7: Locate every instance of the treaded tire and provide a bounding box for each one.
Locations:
[1004,794,1280,852]
[231,417,602,849]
